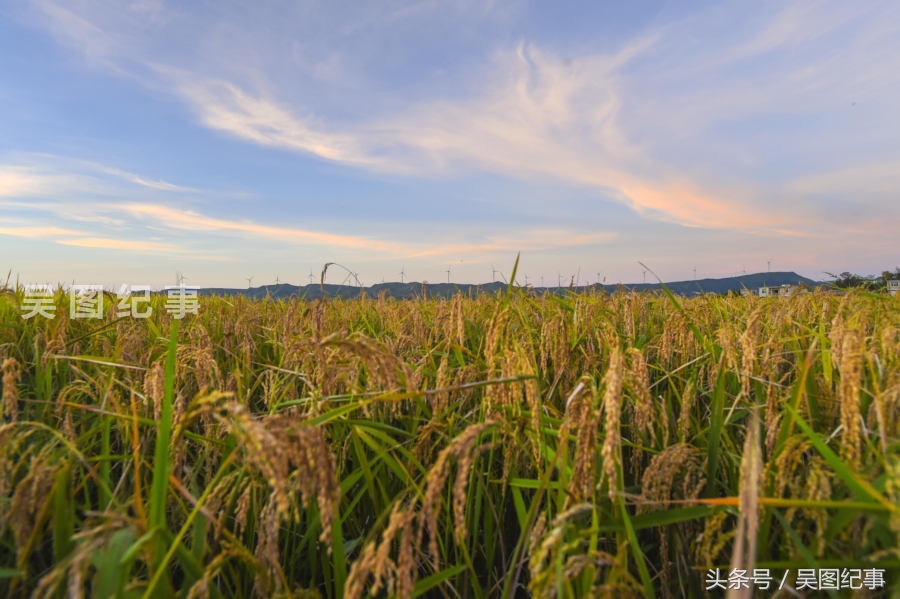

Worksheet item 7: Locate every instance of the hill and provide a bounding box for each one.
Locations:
[199,271,820,300]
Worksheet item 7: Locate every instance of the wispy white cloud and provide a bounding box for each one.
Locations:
[407,230,616,258]
[176,80,382,168]
[125,203,402,251]
[0,225,85,238]
[0,164,96,198]
[99,166,199,192]
[56,237,176,251]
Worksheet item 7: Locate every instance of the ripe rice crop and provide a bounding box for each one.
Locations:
[0,280,898,598]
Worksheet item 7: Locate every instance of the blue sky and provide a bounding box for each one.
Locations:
[1,0,898,288]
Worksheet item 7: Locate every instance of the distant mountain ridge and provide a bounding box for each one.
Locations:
[199,271,820,300]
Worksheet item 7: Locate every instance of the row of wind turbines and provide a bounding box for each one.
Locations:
[233,260,776,289]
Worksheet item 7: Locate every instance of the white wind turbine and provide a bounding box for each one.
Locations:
[308,270,314,285]
[491,265,498,282]
[446,265,451,284]
[400,266,406,283]
[275,274,281,285]
[245,276,254,289]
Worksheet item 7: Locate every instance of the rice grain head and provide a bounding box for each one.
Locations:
[838,328,865,471]
[602,348,624,500]
[418,421,493,569]
[739,307,763,399]
[2,358,21,422]
[726,410,762,599]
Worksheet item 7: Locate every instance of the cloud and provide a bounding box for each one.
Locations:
[99,167,199,192]
[177,80,382,168]
[0,225,85,238]
[125,203,403,251]
[0,165,91,198]
[789,162,900,196]
[56,237,175,251]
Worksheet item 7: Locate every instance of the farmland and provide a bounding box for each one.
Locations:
[0,282,898,598]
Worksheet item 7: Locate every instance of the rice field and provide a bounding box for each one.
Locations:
[1,276,898,598]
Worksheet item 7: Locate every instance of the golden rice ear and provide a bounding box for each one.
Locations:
[602,347,624,502]
[418,421,494,570]
[739,306,764,399]
[253,494,285,597]
[839,327,865,471]
[2,357,21,422]
[728,410,762,599]
[344,502,417,599]
[566,378,598,502]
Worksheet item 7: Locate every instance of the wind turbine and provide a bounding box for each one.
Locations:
[524,274,530,285]
[491,265,498,282]
[400,267,406,283]
[558,272,563,287]
[446,265,451,284]
[245,276,254,289]
[541,276,544,287]
[179,274,187,285]
[275,274,281,285]
[767,260,771,273]
[693,267,697,280]
[308,270,314,285]
[597,271,602,285]
[643,270,647,284]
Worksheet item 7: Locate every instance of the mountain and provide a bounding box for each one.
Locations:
[199,271,820,300]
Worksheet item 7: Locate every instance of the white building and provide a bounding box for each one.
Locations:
[889,280,900,296]
[758,284,796,298]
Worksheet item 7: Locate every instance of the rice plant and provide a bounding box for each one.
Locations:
[0,279,898,598]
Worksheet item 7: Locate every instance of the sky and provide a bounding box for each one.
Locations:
[1,0,899,289]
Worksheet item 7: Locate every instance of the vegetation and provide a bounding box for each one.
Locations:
[825,268,900,291]
[1,272,899,598]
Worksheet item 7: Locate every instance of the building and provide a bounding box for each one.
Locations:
[758,284,797,298]
[889,280,900,296]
